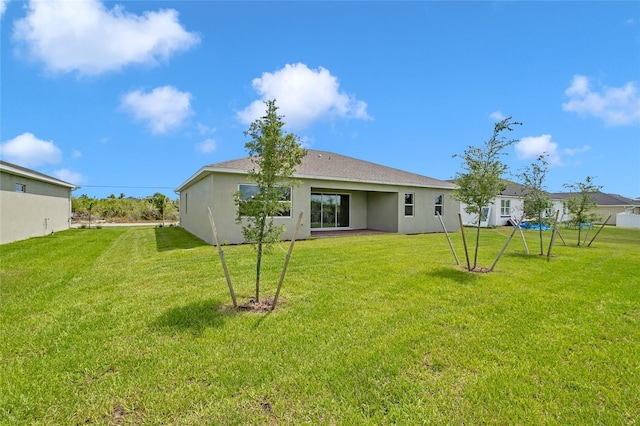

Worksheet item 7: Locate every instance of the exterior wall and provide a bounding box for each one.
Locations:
[179,172,460,245]
[367,192,398,232]
[397,188,459,234]
[460,198,518,227]
[553,201,639,226]
[179,173,217,244]
[616,212,640,228]
[305,179,459,234]
[494,197,524,226]
[461,197,638,228]
[594,206,627,226]
[180,172,313,245]
[0,170,72,244]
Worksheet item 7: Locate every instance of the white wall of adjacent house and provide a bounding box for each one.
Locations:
[616,211,640,228]
[0,171,72,244]
[460,197,525,227]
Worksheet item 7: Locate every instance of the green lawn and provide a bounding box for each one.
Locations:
[1,225,639,425]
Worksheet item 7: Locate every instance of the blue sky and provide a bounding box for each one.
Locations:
[1,1,639,199]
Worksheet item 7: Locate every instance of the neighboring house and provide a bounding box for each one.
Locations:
[0,161,77,244]
[549,191,640,226]
[460,184,640,228]
[459,183,532,227]
[176,150,460,245]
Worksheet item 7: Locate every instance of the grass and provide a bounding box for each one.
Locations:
[1,225,639,425]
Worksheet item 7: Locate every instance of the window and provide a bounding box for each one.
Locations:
[15,183,26,193]
[238,184,291,217]
[311,193,350,228]
[500,199,511,217]
[434,194,444,216]
[404,193,414,216]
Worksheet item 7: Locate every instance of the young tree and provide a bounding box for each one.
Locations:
[72,194,95,220]
[150,193,168,226]
[563,176,602,245]
[453,117,522,270]
[519,154,553,255]
[235,99,307,302]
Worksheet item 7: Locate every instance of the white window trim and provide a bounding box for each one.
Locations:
[404,193,415,217]
[434,194,444,216]
[500,199,511,217]
[238,184,292,218]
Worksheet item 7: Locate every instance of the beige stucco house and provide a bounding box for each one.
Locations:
[0,161,76,244]
[550,191,640,226]
[176,150,460,245]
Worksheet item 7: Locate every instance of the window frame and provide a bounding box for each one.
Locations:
[237,184,292,218]
[15,183,26,193]
[404,193,415,217]
[434,194,444,216]
[500,199,511,217]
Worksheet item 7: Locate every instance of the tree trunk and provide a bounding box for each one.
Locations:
[473,222,481,269]
[577,224,582,246]
[538,213,544,255]
[255,242,262,303]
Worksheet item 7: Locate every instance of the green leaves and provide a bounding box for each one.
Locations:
[234,99,307,300]
[563,176,603,244]
[454,117,521,216]
[453,117,522,268]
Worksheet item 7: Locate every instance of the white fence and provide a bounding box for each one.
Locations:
[616,213,640,229]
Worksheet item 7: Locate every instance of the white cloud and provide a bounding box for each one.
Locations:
[489,111,506,121]
[515,135,562,166]
[237,63,371,130]
[0,132,62,167]
[563,145,591,157]
[120,86,193,134]
[12,0,199,75]
[0,0,8,17]
[72,149,82,158]
[196,138,216,153]
[562,75,640,126]
[53,168,83,185]
[197,123,216,136]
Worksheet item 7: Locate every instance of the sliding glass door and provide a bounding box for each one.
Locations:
[310,193,350,229]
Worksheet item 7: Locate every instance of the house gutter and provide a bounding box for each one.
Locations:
[176,166,458,193]
[0,162,77,189]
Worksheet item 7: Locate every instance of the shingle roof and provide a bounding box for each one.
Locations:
[549,191,639,206]
[0,160,76,188]
[194,149,456,189]
[501,183,528,197]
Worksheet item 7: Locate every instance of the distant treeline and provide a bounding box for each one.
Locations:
[72,193,179,223]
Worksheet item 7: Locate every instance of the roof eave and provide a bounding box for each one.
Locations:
[175,166,250,192]
[176,167,457,192]
[0,163,77,189]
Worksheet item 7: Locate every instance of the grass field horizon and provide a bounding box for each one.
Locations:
[1,225,638,424]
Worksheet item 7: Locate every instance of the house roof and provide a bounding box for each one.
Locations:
[177,149,457,192]
[549,191,639,206]
[500,183,528,197]
[0,160,77,189]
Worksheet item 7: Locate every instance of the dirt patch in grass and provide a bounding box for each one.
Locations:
[237,298,279,313]
[111,405,126,425]
[459,266,491,273]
